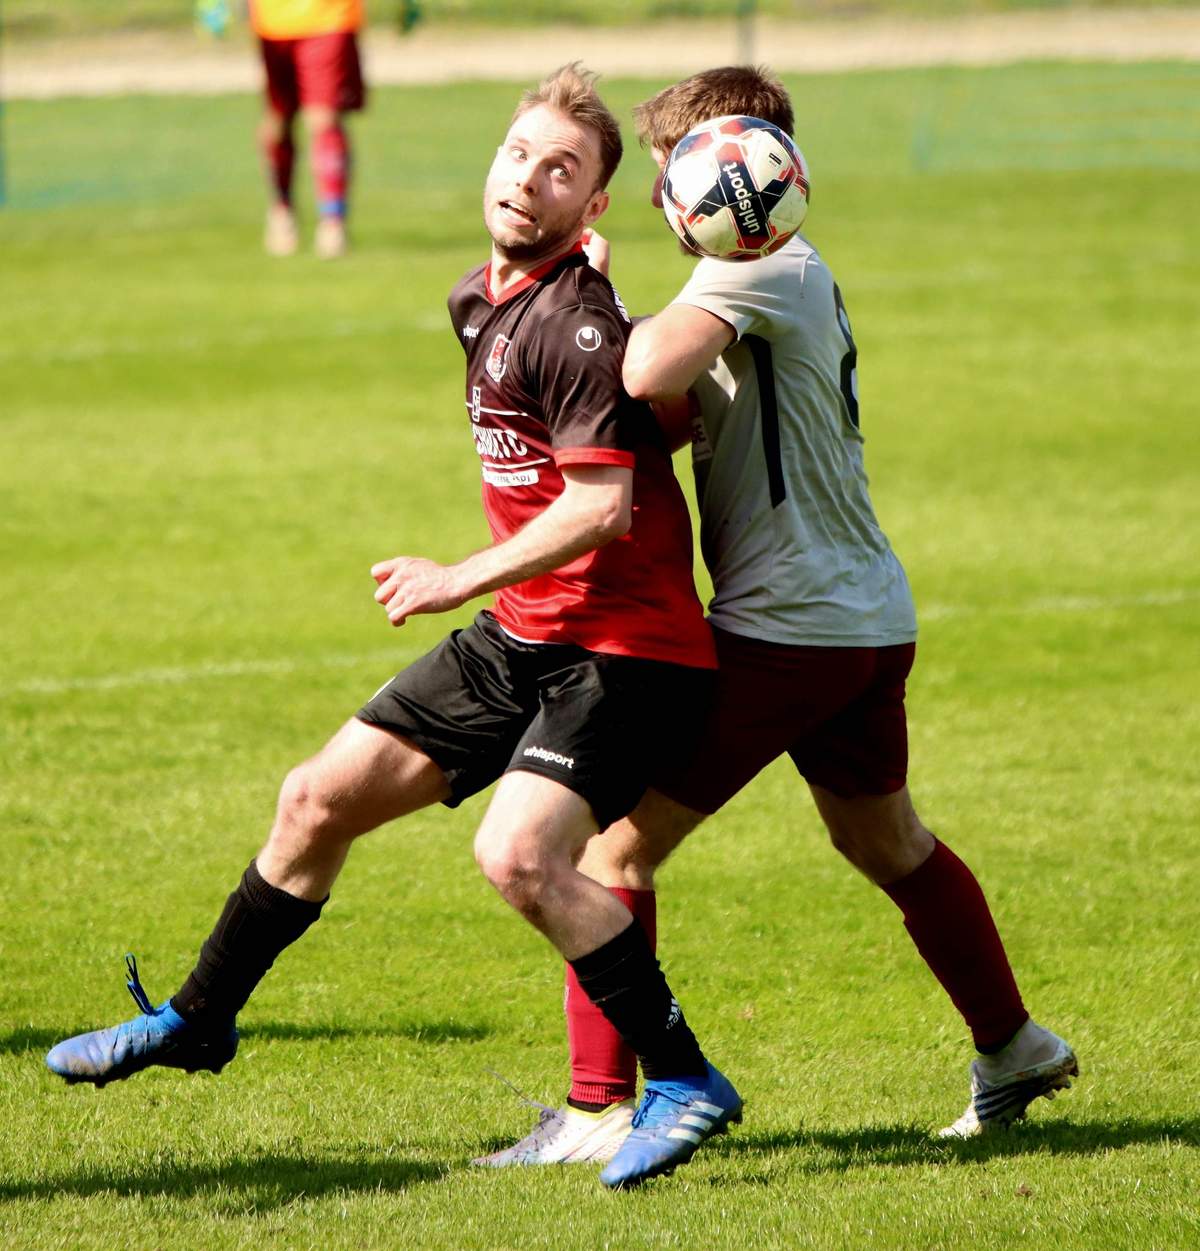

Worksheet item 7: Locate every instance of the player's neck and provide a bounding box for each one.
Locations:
[488,240,580,301]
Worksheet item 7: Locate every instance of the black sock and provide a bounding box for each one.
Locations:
[976,1023,1024,1056]
[567,1096,617,1114]
[171,860,325,1029]
[567,920,707,1082]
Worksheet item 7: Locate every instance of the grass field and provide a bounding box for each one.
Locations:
[2,60,1199,1250]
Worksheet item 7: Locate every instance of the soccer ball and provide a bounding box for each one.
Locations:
[660,115,809,261]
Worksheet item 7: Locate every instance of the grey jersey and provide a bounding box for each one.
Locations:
[676,235,917,647]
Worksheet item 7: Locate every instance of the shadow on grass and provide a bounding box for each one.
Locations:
[1,1018,489,1056]
[0,1152,446,1207]
[723,1117,1200,1170]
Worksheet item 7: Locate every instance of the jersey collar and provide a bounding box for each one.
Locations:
[484,242,584,305]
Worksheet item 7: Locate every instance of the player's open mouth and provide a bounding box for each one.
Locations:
[500,201,538,225]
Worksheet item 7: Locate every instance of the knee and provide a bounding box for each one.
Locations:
[826,805,933,883]
[474,832,553,918]
[274,762,345,847]
[303,105,339,136]
[258,110,291,145]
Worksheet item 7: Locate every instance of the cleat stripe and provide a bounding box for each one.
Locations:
[667,1127,703,1144]
[679,1114,716,1130]
[692,1101,724,1117]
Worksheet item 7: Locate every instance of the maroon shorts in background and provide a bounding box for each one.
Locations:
[653,627,916,813]
[260,31,366,116]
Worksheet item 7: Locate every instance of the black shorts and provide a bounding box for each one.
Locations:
[357,611,713,830]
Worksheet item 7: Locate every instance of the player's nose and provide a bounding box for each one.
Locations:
[650,173,664,209]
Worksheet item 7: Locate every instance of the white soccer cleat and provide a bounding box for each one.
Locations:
[314,216,348,260]
[471,1099,635,1167]
[939,1019,1078,1138]
[264,204,299,257]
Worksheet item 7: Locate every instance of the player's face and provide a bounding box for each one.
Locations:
[485,104,609,263]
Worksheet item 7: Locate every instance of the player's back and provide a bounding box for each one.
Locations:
[677,235,917,648]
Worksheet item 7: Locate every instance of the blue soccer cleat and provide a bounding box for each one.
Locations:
[46,955,238,1088]
[599,1061,742,1189]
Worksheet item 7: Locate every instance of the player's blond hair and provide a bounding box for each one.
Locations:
[634,65,795,154]
[513,63,624,189]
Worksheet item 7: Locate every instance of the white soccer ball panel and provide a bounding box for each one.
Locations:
[691,206,739,258]
[741,127,793,188]
[666,148,722,208]
[769,181,809,235]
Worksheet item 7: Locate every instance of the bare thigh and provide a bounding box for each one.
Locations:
[258,717,450,899]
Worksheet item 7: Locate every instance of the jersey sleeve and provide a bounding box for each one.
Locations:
[523,303,637,470]
[671,248,798,342]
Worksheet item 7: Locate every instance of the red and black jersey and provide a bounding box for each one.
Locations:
[446,245,715,670]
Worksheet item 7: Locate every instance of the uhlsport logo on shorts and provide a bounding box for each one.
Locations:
[523,745,575,769]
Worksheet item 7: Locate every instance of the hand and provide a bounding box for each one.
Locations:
[581,228,610,277]
[371,557,468,627]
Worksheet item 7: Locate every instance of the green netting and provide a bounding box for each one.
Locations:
[3,61,1198,216]
[912,63,1200,172]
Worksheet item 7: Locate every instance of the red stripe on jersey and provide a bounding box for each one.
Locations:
[554,447,636,469]
[484,243,585,305]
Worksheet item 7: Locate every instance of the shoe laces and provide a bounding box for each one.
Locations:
[124,953,156,1015]
[631,1086,688,1130]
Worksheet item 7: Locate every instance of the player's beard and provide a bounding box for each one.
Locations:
[489,216,581,264]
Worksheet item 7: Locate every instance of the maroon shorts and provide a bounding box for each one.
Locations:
[260,31,365,116]
[654,626,916,813]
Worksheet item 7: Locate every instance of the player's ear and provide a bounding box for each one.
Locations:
[584,188,610,227]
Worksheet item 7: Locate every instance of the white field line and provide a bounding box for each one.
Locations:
[0,312,450,369]
[4,648,417,697]
[917,587,1200,622]
[3,588,1195,698]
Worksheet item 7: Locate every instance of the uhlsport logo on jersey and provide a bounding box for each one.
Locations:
[575,325,602,352]
[522,745,575,769]
[486,334,512,381]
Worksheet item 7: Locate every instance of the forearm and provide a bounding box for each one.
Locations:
[450,486,627,600]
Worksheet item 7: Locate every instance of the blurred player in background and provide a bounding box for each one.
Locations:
[477,65,1077,1168]
[45,65,742,1192]
[250,0,366,258]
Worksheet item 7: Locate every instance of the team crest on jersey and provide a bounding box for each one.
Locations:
[575,325,602,352]
[486,334,512,382]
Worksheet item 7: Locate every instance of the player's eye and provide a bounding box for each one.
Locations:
[553,165,572,181]
[509,147,526,161]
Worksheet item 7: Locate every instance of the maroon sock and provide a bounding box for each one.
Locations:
[312,124,349,219]
[883,840,1028,1050]
[266,134,295,207]
[565,887,656,1106]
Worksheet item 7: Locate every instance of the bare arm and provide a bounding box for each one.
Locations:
[622,304,735,402]
[371,463,632,627]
